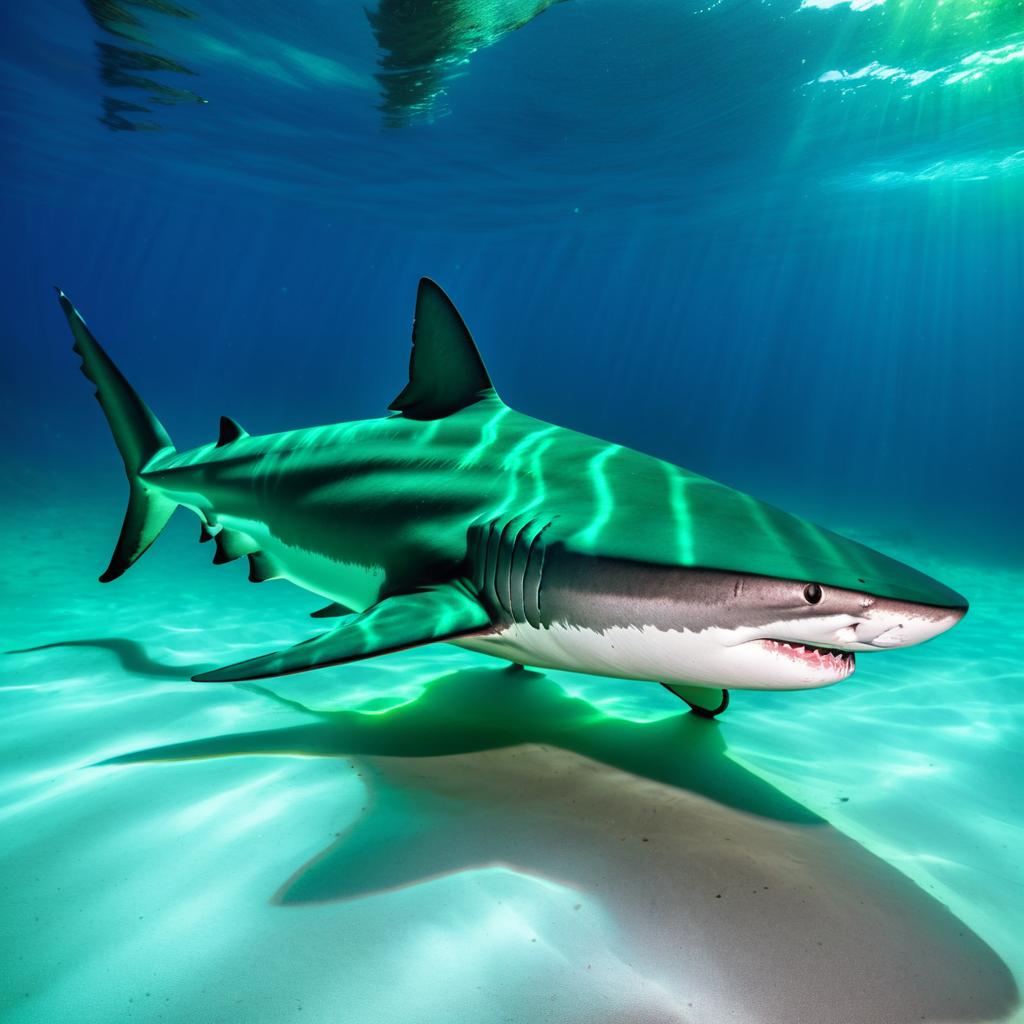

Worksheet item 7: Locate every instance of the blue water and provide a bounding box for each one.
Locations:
[1,2,1022,1022]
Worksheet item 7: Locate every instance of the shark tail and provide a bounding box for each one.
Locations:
[56,288,178,582]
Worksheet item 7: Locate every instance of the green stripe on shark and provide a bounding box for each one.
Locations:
[57,278,967,705]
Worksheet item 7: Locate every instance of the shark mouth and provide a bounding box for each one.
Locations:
[761,638,855,675]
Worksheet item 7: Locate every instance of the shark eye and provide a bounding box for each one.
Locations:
[803,583,823,605]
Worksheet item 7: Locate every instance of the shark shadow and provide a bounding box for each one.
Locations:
[104,664,817,822]
[6,638,214,679]
[102,664,1018,1023]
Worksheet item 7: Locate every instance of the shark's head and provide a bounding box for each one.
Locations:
[539,550,967,690]
[532,472,968,691]
[704,572,967,689]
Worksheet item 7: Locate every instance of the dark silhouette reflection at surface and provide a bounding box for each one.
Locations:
[96,42,205,105]
[82,0,206,130]
[100,663,1018,1024]
[83,0,195,37]
[367,0,568,126]
[99,96,160,131]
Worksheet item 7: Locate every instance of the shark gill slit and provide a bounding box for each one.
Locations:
[495,516,519,616]
[487,520,503,606]
[513,515,550,628]
[509,519,537,625]
[498,514,536,617]
[482,515,513,619]
[522,519,552,630]
[471,513,550,629]
[506,516,538,624]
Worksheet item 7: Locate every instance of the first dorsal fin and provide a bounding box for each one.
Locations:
[216,415,248,447]
[388,278,498,421]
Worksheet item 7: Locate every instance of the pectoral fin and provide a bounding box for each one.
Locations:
[193,582,492,683]
[661,683,730,719]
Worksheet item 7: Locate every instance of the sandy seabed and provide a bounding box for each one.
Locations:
[1,493,1021,1024]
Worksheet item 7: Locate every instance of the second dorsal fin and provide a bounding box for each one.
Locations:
[217,415,248,447]
[388,278,498,421]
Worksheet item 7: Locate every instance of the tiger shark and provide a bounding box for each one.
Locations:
[56,279,966,716]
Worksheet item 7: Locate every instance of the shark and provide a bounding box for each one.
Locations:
[56,279,967,716]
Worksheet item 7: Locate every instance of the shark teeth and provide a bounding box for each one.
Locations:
[761,638,855,675]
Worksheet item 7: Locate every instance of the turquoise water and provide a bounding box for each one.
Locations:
[2,481,1021,1022]
[3,0,1023,1021]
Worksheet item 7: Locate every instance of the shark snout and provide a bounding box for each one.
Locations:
[808,598,967,652]
[866,626,910,648]
[733,597,966,656]
[857,601,967,650]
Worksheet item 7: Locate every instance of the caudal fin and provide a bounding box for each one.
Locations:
[56,289,178,582]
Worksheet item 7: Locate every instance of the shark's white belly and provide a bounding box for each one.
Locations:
[456,620,843,692]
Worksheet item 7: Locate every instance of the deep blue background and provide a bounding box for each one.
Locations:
[2,0,1021,561]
